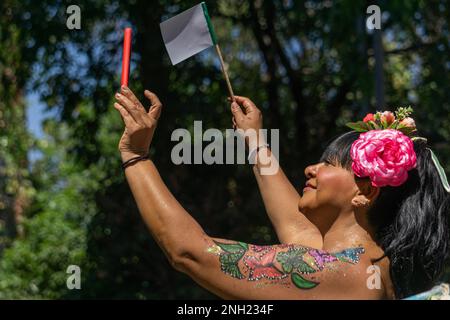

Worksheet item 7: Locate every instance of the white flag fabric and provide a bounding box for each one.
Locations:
[160,3,216,65]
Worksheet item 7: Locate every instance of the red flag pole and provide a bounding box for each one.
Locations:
[121,28,132,86]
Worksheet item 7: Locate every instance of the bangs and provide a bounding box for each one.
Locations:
[319,131,360,171]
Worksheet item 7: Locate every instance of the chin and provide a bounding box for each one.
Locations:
[299,201,322,226]
[298,194,320,218]
[298,197,311,214]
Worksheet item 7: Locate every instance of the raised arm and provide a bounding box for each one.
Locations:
[113,88,378,300]
[230,96,322,247]
[114,86,207,262]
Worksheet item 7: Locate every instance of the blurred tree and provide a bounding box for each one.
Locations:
[0,118,99,298]
[0,0,449,298]
[0,0,34,246]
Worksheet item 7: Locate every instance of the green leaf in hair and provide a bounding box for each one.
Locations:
[429,149,450,193]
[346,121,369,132]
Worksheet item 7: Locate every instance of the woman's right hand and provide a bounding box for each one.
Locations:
[230,95,263,134]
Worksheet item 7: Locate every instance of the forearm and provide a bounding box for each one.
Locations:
[123,158,206,260]
[253,148,322,247]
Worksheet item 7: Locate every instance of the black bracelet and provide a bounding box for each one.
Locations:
[121,154,150,170]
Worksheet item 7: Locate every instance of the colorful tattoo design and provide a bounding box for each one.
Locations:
[244,249,286,281]
[211,241,365,290]
[213,241,249,279]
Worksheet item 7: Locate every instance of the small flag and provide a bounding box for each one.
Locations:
[160,2,217,65]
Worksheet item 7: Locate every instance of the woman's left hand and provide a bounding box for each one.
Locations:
[113,86,163,162]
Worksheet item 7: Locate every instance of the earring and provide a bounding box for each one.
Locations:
[353,198,370,207]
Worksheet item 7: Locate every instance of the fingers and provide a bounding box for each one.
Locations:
[144,90,163,120]
[114,102,135,127]
[232,116,237,130]
[231,102,245,123]
[115,92,145,123]
[234,95,258,114]
[120,86,146,112]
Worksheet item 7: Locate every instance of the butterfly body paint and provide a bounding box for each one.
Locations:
[243,248,287,281]
[308,249,338,271]
[334,247,365,264]
[210,241,365,291]
[213,241,248,279]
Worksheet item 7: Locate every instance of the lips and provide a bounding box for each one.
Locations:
[303,182,316,193]
[305,181,316,189]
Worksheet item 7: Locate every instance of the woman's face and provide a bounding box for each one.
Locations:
[298,159,361,234]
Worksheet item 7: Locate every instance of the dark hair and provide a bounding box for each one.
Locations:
[320,131,450,299]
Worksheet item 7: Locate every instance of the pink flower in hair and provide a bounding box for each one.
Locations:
[350,129,417,187]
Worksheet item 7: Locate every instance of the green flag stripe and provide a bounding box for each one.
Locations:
[201,2,217,45]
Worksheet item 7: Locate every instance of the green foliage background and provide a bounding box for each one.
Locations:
[0,0,449,299]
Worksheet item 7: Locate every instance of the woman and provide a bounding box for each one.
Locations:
[113,86,450,299]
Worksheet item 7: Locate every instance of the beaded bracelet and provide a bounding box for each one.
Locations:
[121,154,150,170]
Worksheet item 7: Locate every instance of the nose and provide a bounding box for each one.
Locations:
[304,163,320,179]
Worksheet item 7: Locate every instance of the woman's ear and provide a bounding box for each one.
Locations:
[351,178,380,208]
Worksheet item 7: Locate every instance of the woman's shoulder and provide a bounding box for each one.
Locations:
[372,254,395,299]
[358,241,395,299]
[322,240,392,299]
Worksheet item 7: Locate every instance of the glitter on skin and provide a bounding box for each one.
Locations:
[212,240,365,290]
[254,282,269,289]
[206,244,223,255]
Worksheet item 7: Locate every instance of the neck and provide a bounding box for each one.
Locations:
[322,207,377,251]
